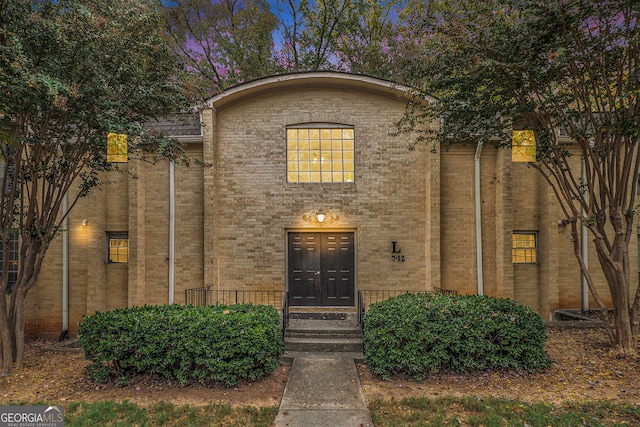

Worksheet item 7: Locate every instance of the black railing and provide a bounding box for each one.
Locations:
[281,291,289,340]
[357,288,459,329]
[358,290,365,330]
[184,287,285,308]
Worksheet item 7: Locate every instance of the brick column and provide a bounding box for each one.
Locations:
[202,108,217,286]
[128,158,146,307]
[494,147,514,299]
[426,145,441,290]
[539,173,560,320]
[86,181,106,314]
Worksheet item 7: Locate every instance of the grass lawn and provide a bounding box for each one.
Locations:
[369,396,640,427]
[22,401,279,427]
[9,396,639,426]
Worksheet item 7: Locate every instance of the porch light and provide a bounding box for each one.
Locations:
[302,211,339,224]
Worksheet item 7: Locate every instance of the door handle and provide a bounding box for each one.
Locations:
[315,271,320,276]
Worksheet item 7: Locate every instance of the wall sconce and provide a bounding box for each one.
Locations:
[302,211,339,224]
[81,218,88,226]
[557,219,570,226]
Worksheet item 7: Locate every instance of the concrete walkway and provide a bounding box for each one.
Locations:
[273,355,373,427]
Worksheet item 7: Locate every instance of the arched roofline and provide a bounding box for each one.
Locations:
[204,72,434,110]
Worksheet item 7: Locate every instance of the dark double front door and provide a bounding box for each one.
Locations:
[288,232,355,306]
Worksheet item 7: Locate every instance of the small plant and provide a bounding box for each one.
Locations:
[79,304,283,386]
[363,293,550,379]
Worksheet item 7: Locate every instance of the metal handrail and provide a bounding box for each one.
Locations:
[184,287,285,308]
[281,291,289,340]
[357,290,365,330]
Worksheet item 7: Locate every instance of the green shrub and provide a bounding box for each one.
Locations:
[363,293,550,379]
[78,304,283,386]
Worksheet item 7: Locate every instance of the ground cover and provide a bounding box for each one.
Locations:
[0,327,638,426]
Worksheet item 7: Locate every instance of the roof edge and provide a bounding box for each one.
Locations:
[204,72,432,110]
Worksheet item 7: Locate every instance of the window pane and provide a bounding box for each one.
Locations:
[343,129,354,139]
[512,232,537,264]
[512,130,536,162]
[108,232,129,263]
[107,133,128,163]
[286,126,355,183]
[0,230,19,291]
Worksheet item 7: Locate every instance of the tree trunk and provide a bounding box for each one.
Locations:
[593,231,637,355]
[11,290,26,370]
[613,305,636,355]
[0,297,12,375]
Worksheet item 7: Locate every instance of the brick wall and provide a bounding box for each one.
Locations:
[21,74,638,335]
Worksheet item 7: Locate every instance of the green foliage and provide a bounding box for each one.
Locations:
[394,0,640,354]
[363,293,550,379]
[1,0,192,370]
[78,304,283,387]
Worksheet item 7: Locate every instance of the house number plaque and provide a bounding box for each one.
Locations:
[391,241,405,262]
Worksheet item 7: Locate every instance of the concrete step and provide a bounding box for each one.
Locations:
[279,351,364,366]
[286,317,359,330]
[284,336,364,353]
[285,329,362,339]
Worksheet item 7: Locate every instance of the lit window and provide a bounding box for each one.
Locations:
[512,130,536,162]
[108,232,129,263]
[512,232,537,264]
[287,126,354,183]
[0,230,18,292]
[107,133,128,163]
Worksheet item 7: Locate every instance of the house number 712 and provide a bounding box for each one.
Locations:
[391,242,405,261]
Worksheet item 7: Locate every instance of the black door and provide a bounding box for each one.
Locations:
[288,232,355,306]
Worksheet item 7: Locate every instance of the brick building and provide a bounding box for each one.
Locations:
[18,72,637,336]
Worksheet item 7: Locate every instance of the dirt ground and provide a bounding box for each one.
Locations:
[1,327,639,409]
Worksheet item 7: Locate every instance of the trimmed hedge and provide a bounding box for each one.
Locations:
[78,304,283,386]
[363,293,550,379]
